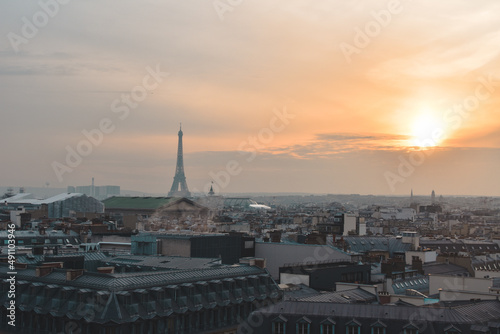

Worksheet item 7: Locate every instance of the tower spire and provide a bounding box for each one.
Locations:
[168,125,190,197]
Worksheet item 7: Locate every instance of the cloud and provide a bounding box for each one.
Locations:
[1,1,500,196]
[264,133,410,159]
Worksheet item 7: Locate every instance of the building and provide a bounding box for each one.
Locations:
[255,242,354,280]
[155,233,255,264]
[1,193,104,219]
[425,239,500,255]
[317,212,357,236]
[223,198,271,211]
[68,183,120,200]
[336,236,413,261]
[0,229,81,255]
[0,254,282,333]
[103,196,209,229]
[243,298,500,333]
[279,260,371,291]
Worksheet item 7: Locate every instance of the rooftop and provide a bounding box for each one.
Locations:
[102,196,177,210]
[1,192,90,205]
[423,261,469,276]
[297,287,377,304]
[101,255,222,270]
[0,263,268,292]
[256,299,500,324]
[342,236,413,256]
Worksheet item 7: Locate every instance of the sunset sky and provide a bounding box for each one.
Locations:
[1,0,500,196]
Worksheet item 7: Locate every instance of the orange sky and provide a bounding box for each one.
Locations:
[1,1,500,195]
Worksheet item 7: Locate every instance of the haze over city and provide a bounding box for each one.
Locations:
[2,1,500,196]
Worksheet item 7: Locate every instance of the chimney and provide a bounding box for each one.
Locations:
[97,267,115,274]
[378,291,391,305]
[15,262,28,270]
[36,266,53,277]
[253,258,266,269]
[41,262,64,269]
[66,269,84,281]
[270,230,281,243]
[411,256,424,275]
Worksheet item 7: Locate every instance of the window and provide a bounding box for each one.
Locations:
[273,322,285,334]
[321,324,334,334]
[296,317,311,334]
[297,323,309,334]
[347,325,360,334]
[346,320,361,334]
[404,328,418,334]
[321,318,335,334]
[370,321,387,334]
[272,315,287,334]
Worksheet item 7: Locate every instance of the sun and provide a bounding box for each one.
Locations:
[409,109,446,148]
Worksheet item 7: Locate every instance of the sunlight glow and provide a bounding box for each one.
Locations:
[409,109,446,148]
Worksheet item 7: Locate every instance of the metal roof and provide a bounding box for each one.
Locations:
[392,275,429,295]
[297,288,377,304]
[281,284,320,301]
[0,193,35,202]
[256,299,500,324]
[423,262,469,276]
[4,192,88,205]
[342,236,412,256]
[0,229,79,238]
[0,264,267,292]
[102,255,222,270]
[420,239,500,253]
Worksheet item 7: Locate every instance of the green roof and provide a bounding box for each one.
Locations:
[102,196,178,209]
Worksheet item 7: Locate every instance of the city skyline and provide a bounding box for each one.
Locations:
[1,1,500,196]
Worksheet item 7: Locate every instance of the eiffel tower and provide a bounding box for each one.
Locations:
[168,124,191,197]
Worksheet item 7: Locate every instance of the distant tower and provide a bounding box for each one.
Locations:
[410,189,413,202]
[168,124,191,197]
[431,190,436,204]
[208,182,215,196]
